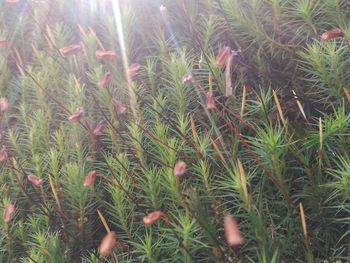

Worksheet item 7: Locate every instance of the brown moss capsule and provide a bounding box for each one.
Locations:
[112,99,127,114]
[27,175,43,187]
[59,44,81,57]
[98,231,117,257]
[127,63,140,78]
[321,28,344,41]
[0,39,7,47]
[224,215,244,247]
[3,204,15,224]
[96,50,116,60]
[98,72,112,88]
[143,211,168,225]
[83,171,97,187]
[174,160,187,178]
[92,121,105,136]
[214,46,232,68]
[68,107,84,123]
[0,97,9,112]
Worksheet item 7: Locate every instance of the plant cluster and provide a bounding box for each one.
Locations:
[0,0,350,262]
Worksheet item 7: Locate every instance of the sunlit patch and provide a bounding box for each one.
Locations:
[111,0,129,73]
[111,0,139,120]
[87,0,97,14]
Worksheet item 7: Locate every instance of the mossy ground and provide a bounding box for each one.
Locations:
[0,0,350,262]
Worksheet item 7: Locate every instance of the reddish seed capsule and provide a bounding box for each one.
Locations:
[92,121,105,136]
[112,99,126,114]
[59,44,81,57]
[98,231,117,257]
[214,46,232,68]
[321,28,344,41]
[96,50,116,60]
[98,72,112,88]
[68,107,84,123]
[224,215,244,247]
[127,63,140,78]
[205,91,215,109]
[27,174,43,187]
[3,203,15,224]
[83,171,97,187]
[0,146,8,162]
[174,160,187,178]
[0,39,7,47]
[143,211,168,225]
[0,97,9,112]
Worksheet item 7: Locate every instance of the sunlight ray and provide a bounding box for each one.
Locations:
[111,0,138,121]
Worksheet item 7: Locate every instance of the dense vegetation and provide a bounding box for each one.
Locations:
[0,0,350,262]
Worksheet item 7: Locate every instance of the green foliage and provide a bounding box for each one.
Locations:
[0,0,350,262]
